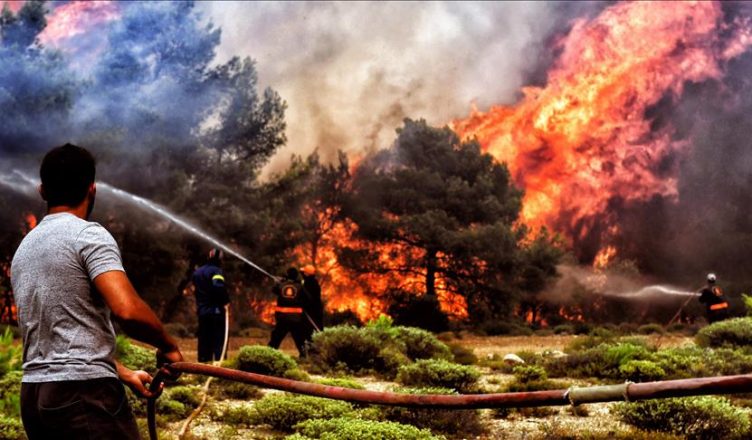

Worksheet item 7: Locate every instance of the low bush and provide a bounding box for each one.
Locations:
[638,324,665,335]
[447,343,477,365]
[0,371,22,417]
[0,328,21,377]
[696,317,752,348]
[310,326,382,374]
[210,379,263,400]
[553,324,574,335]
[396,359,480,393]
[504,365,560,393]
[115,336,155,373]
[615,396,751,440]
[0,415,25,440]
[393,326,452,361]
[250,394,354,432]
[379,386,484,436]
[236,345,298,377]
[288,417,443,440]
[219,403,255,426]
[547,341,653,379]
[316,378,365,390]
[619,360,666,382]
[164,385,203,408]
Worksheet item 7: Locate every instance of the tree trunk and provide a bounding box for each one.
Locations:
[425,249,437,297]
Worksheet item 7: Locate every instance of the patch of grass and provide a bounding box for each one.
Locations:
[288,417,444,440]
[396,359,480,393]
[249,394,354,432]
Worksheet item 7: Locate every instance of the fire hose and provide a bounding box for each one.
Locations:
[146,365,752,440]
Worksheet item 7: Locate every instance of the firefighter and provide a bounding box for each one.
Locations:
[301,264,323,341]
[698,273,729,324]
[192,247,230,362]
[268,267,311,357]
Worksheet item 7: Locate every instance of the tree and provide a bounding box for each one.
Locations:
[343,119,562,320]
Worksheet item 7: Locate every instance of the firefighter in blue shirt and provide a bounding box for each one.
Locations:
[192,248,230,362]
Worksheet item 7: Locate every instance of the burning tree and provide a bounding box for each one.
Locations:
[342,119,563,324]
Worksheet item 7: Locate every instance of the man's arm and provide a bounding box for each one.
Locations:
[94,271,183,364]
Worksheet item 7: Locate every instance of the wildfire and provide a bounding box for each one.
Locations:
[22,212,36,235]
[452,1,752,253]
[38,1,119,47]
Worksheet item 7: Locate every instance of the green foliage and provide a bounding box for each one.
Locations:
[210,379,263,400]
[315,378,365,390]
[310,322,450,378]
[115,336,155,373]
[235,345,298,377]
[393,326,452,361]
[219,403,255,426]
[505,365,560,393]
[380,386,483,436]
[742,293,752,316]
[250,394,354,432]
[288,417,444,440]
[396,359,480,393]
[553,324,575,335]
[0,371,22,417]
[548,341,653,379]
[696,317,752,348]
[447,343,477,365]
[0,328,21,377]
[637,324,665,335]
[0,414,25,440]
[164,385,203,408]
[619,360,666,382]
[310,326,382,375]
[615,397,751,440]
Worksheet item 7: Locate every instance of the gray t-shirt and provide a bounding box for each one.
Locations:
[11,212,124,382]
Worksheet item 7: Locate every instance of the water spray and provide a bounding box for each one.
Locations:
[3,169,279,281]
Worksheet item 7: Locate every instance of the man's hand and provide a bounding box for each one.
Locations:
[117,362,161,399]
[157,346,184,381]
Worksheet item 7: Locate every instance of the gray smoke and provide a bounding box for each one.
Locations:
[198,1,607,177]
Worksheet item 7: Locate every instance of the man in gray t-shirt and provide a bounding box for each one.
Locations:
[11,144,183,440]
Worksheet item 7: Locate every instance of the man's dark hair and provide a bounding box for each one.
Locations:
[40,143,96,207]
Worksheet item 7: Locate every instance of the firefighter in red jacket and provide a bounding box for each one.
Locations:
[268,267,311,357]
[699,273,729,324]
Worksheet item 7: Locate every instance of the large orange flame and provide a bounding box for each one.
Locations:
[38,1,119,47]
[452,2,751,249]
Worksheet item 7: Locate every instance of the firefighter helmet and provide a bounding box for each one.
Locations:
[301,264,316,276]
[208,247,224,263]
[707,273,717,283]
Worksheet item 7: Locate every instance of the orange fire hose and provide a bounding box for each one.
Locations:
[147,364,752,440]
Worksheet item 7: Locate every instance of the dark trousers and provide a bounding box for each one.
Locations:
[707,309,729,324]
[21,377,140,440]
[198,312,226,362]
[268,312,311,356]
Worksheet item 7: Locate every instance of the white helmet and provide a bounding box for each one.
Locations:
[707,273,717,283]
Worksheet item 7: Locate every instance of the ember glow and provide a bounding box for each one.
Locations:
[453,2,752,255]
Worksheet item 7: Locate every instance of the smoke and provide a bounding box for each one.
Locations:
[197,1,608,177]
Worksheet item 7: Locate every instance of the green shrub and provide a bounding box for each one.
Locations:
[0,328,21,377]
[379,386,483,435]
[696,317,752,348]
[316,378,365,390]
[236,345,298,377]
[619,360,666,382]
[615,396,751,440]
[374,346,410,379]
[512,364,547,383]
[210,379,263,400]
[0,414,25,440]
[396,359,480,393]
[505,365,561,393]
[220,403,256,426]
[288,417,444,440]
[548,341,653,379]
[0,371,22,417]
[638,324,665,335]
[447,343,477,365]
[310,326,382,374]
[553,324,575,335]
[742,293,752,316]
[250,394,354,432]
[164,385,203,407]
[115,336,155,372]
[393,326,452,361]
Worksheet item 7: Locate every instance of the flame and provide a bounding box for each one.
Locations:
[452,2,752,254]
[1,1,22,13]
[38,1,119,47]
[593,245,617,270]
[22,213,36,235]
[290,212,469,323]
